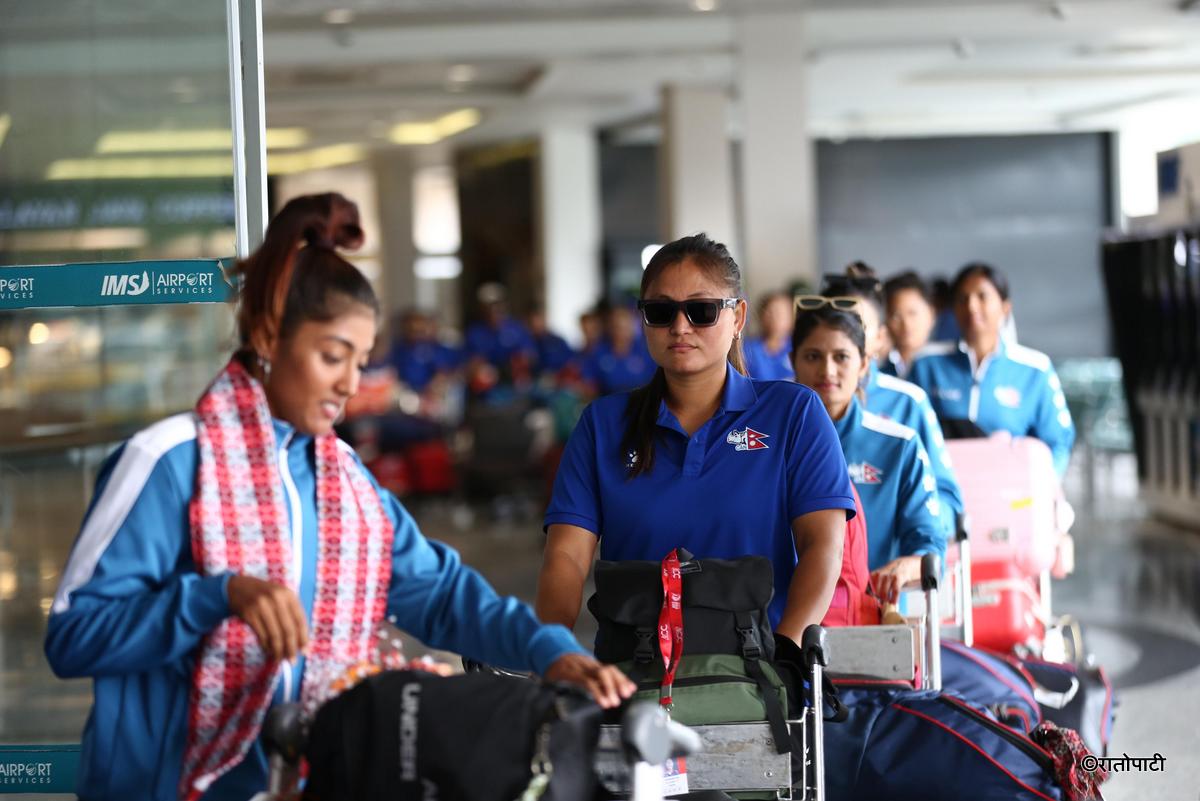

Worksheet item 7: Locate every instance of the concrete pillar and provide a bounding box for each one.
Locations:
[659,86,738,251]
[737,11,817,290]
[538,123,602,347]
[372,149,418,322]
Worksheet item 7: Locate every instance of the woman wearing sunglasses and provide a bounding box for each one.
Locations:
[907,263,1075,476]
[791,299,945,604]
[536,234,855,642]
[818,267,964,542]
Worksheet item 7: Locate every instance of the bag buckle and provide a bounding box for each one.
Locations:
[737,625,762,659]
[634,628,655,664]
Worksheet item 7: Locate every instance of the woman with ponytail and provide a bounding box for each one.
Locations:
[536,233,855,643]
[45,193,633,801]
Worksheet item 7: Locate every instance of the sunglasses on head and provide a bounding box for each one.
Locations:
[794,295,863,314]
[637,297,739,327]
[821,274,882,296]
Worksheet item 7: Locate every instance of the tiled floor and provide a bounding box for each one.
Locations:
[1,450,1197,799]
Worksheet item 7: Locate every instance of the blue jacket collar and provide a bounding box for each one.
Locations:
[271,417,312,450]
[959,337,1007,377]
[866,362,880,392]
[832,395,862,439]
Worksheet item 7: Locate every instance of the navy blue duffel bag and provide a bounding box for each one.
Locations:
[1018,655,1115,758]
[825,684,1064,801]
[941,639,1042,733]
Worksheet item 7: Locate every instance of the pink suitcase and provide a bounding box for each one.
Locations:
[943,435,1061,578]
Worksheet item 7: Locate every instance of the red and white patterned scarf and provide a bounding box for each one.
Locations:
[179,358,394,800]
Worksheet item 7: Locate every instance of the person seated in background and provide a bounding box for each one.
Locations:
[820,265,964,542]
[908,262,1076,476]
[791,299,945,605]
[743,290,796,380]
[385,308,463,393]
[527,307,576,376]
[578,306,605,356]
[882,271,937,379]
[464,282,537,394]
[581,300,656,396]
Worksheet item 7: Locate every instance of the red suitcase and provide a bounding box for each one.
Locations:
[969,559,1046,655]
[404,439,457,495]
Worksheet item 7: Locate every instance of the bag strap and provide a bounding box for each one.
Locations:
[735,612,791,754]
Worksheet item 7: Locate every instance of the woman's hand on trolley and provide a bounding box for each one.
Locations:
[544,652,637,709]
[869,555,922,605]
[228,575,310,662]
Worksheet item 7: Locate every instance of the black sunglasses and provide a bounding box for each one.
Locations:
[637,298,739,327]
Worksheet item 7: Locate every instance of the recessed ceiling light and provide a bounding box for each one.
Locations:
[692,0,717,11]
[323,8,355,25]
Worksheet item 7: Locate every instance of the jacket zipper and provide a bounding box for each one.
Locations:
[937,695,1053,771]
[277,430,303,703]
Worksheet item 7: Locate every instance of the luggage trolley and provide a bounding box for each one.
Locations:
[594,624,833,801]
[824,553,948,691]
[257,624,834,801]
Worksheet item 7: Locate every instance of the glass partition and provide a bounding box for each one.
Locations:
[0,0,237,750]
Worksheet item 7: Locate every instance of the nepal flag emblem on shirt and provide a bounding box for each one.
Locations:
[849,462,884,484]
[727,427,770,451]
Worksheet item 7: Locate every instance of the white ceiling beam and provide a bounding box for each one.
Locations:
[262,17,735,67]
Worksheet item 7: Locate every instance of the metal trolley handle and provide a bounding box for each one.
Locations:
[921,553,942,692]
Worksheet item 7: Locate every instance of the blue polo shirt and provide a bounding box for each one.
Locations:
[386,340,463,391]
[833,397,945,572]
[465,317,536,369]
[545,365,856,626]
[864,364,964,538]
[743,337,794,381]
[908,340,1075,476]
[535,331,577,373]
[581,340,657,396]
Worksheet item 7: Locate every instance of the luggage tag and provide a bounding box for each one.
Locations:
[660,757,689,796]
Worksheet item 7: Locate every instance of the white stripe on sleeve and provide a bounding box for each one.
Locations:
[51,413,197,614]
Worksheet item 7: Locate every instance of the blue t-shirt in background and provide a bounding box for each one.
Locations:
[743,337,794,381]
[465,318,536,369]
[581,339,656,395]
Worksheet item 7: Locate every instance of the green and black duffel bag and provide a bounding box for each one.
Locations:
[587,548,792,755]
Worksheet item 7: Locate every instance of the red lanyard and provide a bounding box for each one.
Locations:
[658,549,685,708]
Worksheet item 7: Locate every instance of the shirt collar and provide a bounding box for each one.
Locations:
[655,362,758,432]
[722,362,758,413]
[866,362,880,392]
[832,395,861,439]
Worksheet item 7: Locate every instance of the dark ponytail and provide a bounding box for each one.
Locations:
[621,233,745,479]
[235,192,379,352]
[820,261,884,319]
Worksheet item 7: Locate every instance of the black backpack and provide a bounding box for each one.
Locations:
[587,550,792,754]
[303,670,602,801]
